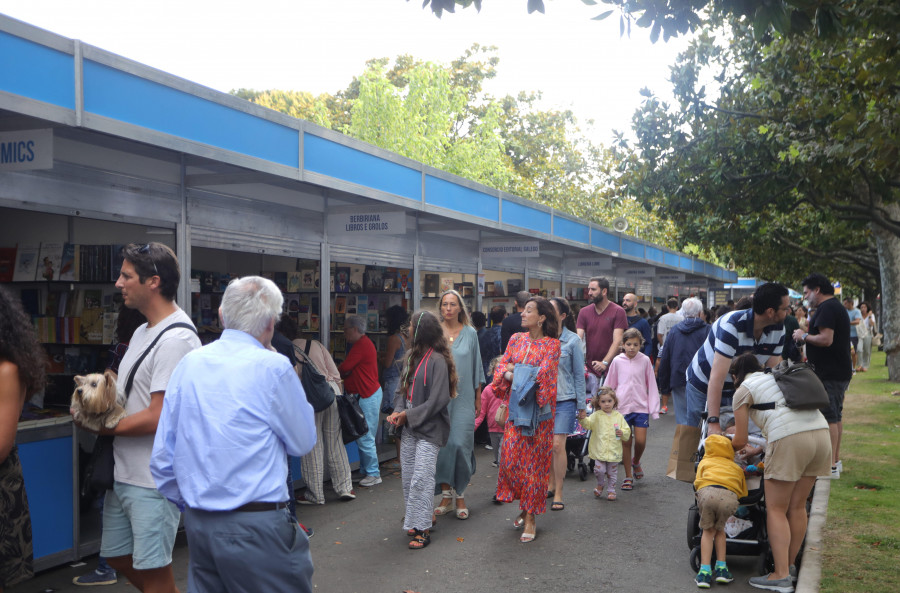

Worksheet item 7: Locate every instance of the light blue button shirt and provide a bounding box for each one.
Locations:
[151,329,316,511]
[557,327,587,410]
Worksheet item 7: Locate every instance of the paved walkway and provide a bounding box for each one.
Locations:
[12,414,767,593]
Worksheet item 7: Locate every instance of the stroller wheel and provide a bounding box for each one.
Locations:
[567,456,575,472]
[689,546,702,572]
[578,463,588,481]
[757,550,775,576]
[687,503,701,550]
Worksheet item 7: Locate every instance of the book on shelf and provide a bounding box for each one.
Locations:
[287,272,301,293]
[334,313,345,330]
[273,272,288,292]
[441,277,454,293]
[357,300,368,317]
[346,295,358,316]
[216,273,231,292]
[80,309,105,344]
[45,345,65,374]
[284,293,300,314]
[366,311,379,332]
[57,243,77,281]
[507,279,523,295]
[0,247,15,282]
[110,244,126,281]
[13,243,40,281]
[423,274,439,297]
[300,269,316,291]
[364,266,384,292]
[334,266,350,293]
[493,280,505,297]
[37,242,65,282]
[397,269,410,292]
[310,313,319,331]
[297,311,310,330]
[102,311,118,344]
[486,282,496,297]
[349,265,365,293]
[334,295,347,314]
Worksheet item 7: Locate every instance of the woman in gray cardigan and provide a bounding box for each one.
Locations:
[387,311,457,550]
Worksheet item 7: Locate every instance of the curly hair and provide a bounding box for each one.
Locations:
[0,285,47,396]
[591,385,619,411]
[400,310,458,399]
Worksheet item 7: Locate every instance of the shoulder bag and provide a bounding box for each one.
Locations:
[336,393,368,444]
[86,322,198,491]
[293,340,336,413]
[751,359,829,411]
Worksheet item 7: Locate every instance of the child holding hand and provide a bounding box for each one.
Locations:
[605,327,660,490]
[474,356,505,467]
[579,386,631,500]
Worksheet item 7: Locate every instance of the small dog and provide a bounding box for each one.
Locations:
[72,370,126,431]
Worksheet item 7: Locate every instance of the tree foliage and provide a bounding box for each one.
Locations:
[619,0,900,373]
[232,45,677,247]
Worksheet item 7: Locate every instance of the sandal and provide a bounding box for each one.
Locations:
[546,490,555,499]
[407,516,437,536]
[622,478,634,491]
[455,505,469,520]
[434,490,454,516]
[409,530,431,549]
[593,488,603,498]
[607,492,617,501]
[513,512,526,529]
[551,501,565,511]
[632,460,644,480]
[520,527,536,543]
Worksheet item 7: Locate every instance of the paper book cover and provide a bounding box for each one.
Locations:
[367,311,379,333]
[441,277,454,293]
[37,242,64,282]
[493,280,505,297]
[349,265,365,293]
[397,269,410,292]
[0,247,15,282]
[300,269,316,291]
[507,278,523,295]
[357,300,368,317]
[287,272,302,293]
[297,311,310,330]
[334,295,347,314]
[334,313,345,330]
[102,311,119,344]
[334,266,351,292]
[13,243,40,281]
[310,314,320,331]
[284,293,300,314]
[364,266,385,292]
[486,282,496,297]
[424,274,440,298]
[273,272,288,292]
[346,295,357,316]
[83,289,102,310]
[299,293,311,313]
[54,243,75,281]
[80,309,104,344]
[45,291,61,317]
[383,268,397,291]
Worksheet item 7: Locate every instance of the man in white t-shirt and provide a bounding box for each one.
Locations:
[84,243,200,593]
[655,297,683,414]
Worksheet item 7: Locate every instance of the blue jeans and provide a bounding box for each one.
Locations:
[357,388,383,477]
[671,386,688,426]
[685,382,732,428]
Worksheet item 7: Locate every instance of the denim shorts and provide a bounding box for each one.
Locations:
[623,412,650,429]
[554,400,577,434]
[101,481,181,570]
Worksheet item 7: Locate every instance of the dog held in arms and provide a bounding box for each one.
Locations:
[72,370,126,431]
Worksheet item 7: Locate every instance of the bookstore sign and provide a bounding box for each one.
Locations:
[327,211,406,236]
[0,129,53,171]
[481,240,540,258]
[566,257,613,276]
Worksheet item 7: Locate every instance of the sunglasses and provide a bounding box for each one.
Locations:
[138,244,160,277]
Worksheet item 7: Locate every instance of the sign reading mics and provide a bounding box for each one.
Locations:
[0,129,53,171]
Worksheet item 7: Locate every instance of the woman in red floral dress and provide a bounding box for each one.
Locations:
[492,296,560,543]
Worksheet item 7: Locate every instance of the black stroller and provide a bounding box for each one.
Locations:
[686,407,774,575]
[566,368,599,481]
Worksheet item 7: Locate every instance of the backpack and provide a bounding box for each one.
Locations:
[751,360,829,411]
[293,340,336,413]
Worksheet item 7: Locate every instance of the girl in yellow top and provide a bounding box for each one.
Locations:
[579,387,631,500]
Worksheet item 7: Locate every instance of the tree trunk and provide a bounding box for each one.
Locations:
[872,197,900,381]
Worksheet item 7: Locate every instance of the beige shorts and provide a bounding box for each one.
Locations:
[764,429,832,482]
[696,486,739,531]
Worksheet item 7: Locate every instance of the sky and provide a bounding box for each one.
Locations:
[0,0,694,144]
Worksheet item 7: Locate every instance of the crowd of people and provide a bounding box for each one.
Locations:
[0,256,871,593]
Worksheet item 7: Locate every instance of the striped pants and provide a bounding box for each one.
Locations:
[400,433,440,532]
[300,399,353,503]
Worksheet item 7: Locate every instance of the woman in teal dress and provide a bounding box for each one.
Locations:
[433,290,485,520]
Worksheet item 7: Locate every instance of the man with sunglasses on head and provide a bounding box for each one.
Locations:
[93,243,200,593]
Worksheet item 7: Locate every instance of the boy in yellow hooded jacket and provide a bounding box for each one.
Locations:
[692,434,748,588]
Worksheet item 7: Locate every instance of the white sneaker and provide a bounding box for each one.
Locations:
[359,475,382,487]
[830,466,840,479]
[835,460,843,472]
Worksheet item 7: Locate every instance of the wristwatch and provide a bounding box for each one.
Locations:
[599,360,609,367]
[707,416,720,424]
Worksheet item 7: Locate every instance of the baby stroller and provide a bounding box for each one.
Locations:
[566,369,599,481]
[686,407,774,576]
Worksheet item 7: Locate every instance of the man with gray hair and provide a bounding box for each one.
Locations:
[657,297,708,427]
[339,314,383,487]
[151,276,317,593]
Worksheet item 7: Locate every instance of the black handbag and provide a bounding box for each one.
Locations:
[86,322,198,491]
[336,393,369,444]
[293,341,336,413]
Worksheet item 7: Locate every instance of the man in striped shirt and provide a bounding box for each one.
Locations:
[685,283,790,434]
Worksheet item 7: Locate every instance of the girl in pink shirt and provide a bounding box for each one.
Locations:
[605,328,660,490]
[474,356,504,466]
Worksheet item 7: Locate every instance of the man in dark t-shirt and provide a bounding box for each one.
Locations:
[500,291,531,353]
[793,273,851,479]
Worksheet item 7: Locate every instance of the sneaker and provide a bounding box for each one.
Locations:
[789,565,798,584]
[300,522,314,538]
[660,406,668,415]
[490,461,499,468]
[359,475,382,487]
[749,574,794,592]
[714,566,734,583]
[695,570,712,589]
[338,490,357,501]
[296,493,324,505]
[830,466,840,479]
[835,460,843,472]
[73,569,118,586]
[484,444,493,450]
